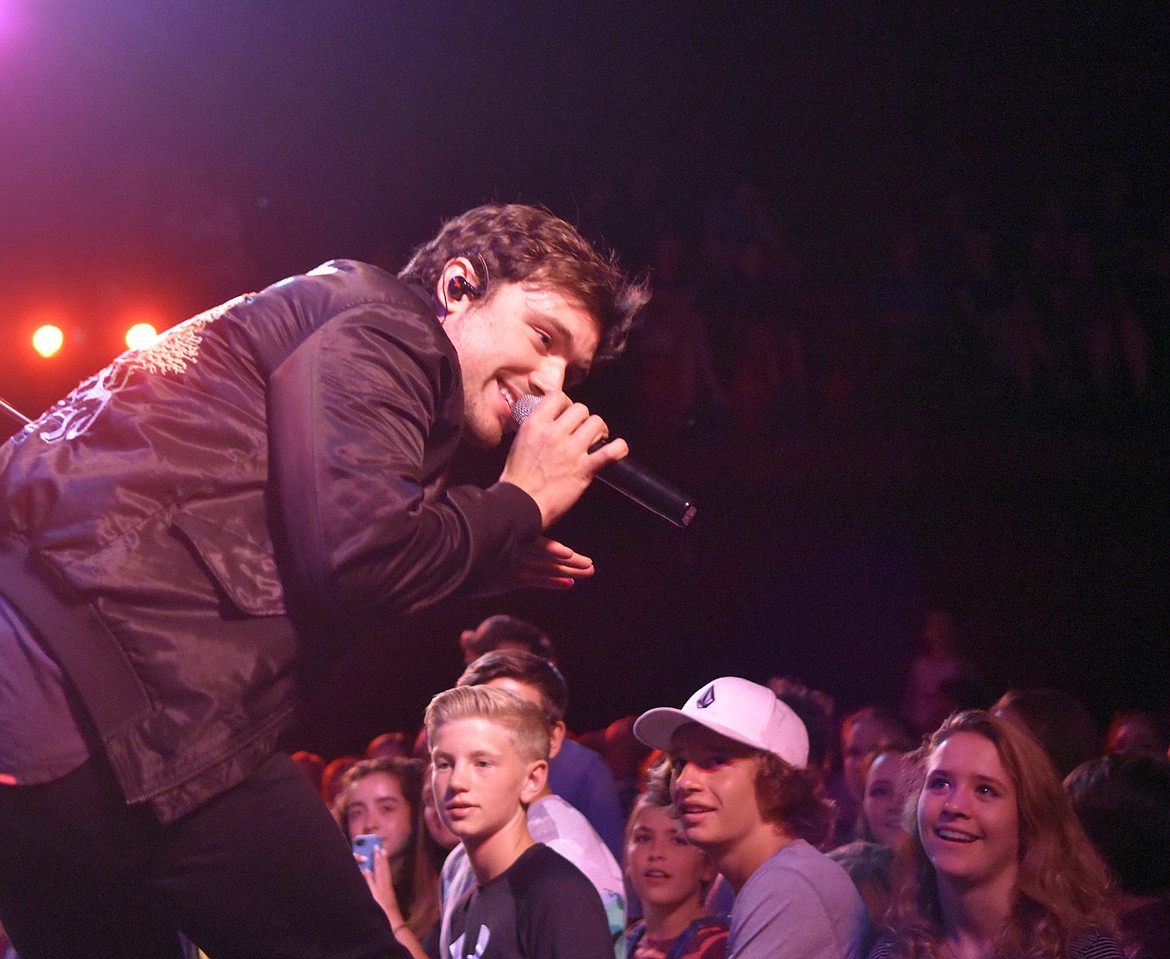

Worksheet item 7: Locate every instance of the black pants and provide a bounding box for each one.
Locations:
[0,752,408,959]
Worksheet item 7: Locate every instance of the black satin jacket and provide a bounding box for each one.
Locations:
[0,260,540,821]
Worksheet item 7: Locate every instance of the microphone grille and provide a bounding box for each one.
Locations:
[509,394,540,431]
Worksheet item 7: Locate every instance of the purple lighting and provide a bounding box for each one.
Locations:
[0,0,23,38]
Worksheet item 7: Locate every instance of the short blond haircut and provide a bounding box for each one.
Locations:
[424,685,550,765]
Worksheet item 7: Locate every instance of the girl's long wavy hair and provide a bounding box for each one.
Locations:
[884,710,1116,959]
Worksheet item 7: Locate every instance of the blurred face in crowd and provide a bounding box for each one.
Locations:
[1106,713,1163,758]
[843,714,902,802]
[863,750,910,848]
[421,770,460,851]
[922,610,956,656]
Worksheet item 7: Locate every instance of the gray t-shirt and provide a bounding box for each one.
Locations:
[728,839,868,959]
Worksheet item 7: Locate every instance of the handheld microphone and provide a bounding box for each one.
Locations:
[509,395,697,529]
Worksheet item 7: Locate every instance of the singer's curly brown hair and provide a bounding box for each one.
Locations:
[398,203,649,362]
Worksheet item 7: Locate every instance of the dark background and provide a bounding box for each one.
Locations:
[1,0,1167,754]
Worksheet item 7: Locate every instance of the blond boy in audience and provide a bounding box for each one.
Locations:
[426,685,612,959]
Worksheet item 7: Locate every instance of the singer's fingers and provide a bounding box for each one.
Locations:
[518,573,576,590]
[534,554,595,578]
[539,395,597,431]
[551,401,595,438]
[546,546,594,572]
[514,566,593,589]
[589,435,629,466]
[510,390,606,448]
[520,538,595,574]
[513,539,594,590]
[576,412,613,452]
[501,395,619,528]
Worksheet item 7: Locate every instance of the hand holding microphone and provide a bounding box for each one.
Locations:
[504,394,696,529]
[499,392,625,529]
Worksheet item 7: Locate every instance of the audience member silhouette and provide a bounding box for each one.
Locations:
[457,613,557,666]
[366,732,413,762]
[1066,753,1170,959]
[452,615,624,858]
[1104,709,1170,759]
[992,688,1102,778]
[290,749,326,796]
[901,609,979,737]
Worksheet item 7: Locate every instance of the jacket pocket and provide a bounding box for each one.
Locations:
[170,498,287,617]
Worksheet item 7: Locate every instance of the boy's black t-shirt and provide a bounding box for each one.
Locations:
[447,843,612,959]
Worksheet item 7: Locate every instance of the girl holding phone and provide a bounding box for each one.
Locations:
[335,757,437,959]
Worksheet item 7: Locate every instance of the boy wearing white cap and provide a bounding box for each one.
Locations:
[634,677,867,959]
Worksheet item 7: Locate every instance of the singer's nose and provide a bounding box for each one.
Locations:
[529,357,567,396]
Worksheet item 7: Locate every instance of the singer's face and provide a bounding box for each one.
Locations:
[442,281,600,447]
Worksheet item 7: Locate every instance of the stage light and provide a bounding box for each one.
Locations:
[125,322,159,350]
[32,325,64,358]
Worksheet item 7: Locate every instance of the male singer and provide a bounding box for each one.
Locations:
[0,203,648,958]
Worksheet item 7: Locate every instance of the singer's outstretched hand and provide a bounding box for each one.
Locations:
[475,537,593,595]
[514,537,595,590]
[500,392,628,529]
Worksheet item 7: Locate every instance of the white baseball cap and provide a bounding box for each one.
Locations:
[633,676,810,769]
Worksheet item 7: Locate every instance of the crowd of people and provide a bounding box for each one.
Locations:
[279,613,1170,959]
[567,167,1169,441]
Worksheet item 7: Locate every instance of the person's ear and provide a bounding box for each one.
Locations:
[520,759,548,805]
[435,257,482,320]
[548,721,567,761]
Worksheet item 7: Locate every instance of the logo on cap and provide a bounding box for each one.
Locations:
[696,684,716,709]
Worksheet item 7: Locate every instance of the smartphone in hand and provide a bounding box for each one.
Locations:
[352,833,383,874]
